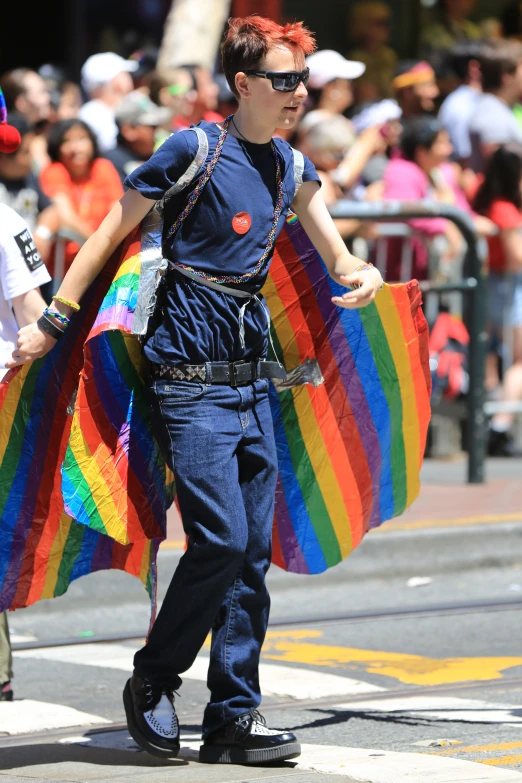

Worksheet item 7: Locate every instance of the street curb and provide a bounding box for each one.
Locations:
[266,520,522,585]
[15,521,522,617]
[297,743,522,781]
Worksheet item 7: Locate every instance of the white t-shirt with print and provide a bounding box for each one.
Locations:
[0,204,51,376]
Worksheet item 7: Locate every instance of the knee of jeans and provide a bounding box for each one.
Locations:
[217,536,248,564]
[193,533,247,565]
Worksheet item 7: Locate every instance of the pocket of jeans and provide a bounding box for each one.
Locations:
[154,379,206,404]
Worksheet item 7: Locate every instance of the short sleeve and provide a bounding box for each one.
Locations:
[0,207,51,301]
[489,200,522,230]
[302,154,321,186]
[124,130,198,200]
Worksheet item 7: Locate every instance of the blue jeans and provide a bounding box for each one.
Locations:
[133,376,278,737]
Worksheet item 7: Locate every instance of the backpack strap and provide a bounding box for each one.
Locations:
[292,147,304,198]
[159,127,209,207]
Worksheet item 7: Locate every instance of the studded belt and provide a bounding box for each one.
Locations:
[150,359,287,387]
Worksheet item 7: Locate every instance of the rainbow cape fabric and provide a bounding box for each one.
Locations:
[0,218,430,613]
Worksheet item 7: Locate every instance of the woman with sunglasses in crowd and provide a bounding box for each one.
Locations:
[8,15,383,766]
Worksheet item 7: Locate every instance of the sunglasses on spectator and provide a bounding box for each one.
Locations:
[244,68,310,92]
[167,84,192,96]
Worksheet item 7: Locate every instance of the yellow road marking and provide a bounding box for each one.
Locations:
[160,540,185,549]
[376,512,522,533]
[261,632,522,686]
[438,742,522,755]
[481,755,522,766]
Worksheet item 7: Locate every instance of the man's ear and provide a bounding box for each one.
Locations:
[235,72,251,99]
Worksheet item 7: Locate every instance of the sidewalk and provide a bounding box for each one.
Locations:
[2,726,522,783]
[165,457,522,544]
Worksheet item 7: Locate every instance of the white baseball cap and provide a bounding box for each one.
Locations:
[306,50,366,90]
[352,99,402,133]
[81,52,139,94]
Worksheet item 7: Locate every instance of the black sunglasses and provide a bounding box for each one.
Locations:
[243,68,310,92]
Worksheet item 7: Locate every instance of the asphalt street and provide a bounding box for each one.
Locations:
[2,513,522,782]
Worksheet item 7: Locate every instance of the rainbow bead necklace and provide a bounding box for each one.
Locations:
[166,114,284,285]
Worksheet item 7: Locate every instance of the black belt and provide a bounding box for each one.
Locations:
[150,359,286,386]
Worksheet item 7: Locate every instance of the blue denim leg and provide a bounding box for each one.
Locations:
[203,380,277,735]
[133,378,277,735]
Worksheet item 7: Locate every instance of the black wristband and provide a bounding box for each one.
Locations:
[37,314,65,341]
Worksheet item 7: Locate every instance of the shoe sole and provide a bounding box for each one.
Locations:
[199,741,301,765]
[123,679,180,759]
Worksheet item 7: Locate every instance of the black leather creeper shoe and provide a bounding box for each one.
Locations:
[123,675,180,758]
[199,710,301,764]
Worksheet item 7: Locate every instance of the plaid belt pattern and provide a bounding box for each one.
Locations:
[150,359,286,386]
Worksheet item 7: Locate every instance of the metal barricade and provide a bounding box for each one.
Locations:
[329,199,488,484]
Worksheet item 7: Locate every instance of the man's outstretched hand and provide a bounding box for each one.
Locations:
[331,268,383,309]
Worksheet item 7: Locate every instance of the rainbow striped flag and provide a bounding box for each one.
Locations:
[266,221,430,573]
[0,218,430,613]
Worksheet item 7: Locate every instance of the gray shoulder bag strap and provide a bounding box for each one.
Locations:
[132,127,209,335]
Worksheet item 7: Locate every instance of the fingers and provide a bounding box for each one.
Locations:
[332,291,375,309]
[332,275,376,309]
[5,355,29,369]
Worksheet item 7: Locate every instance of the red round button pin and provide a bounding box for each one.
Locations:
[232,212,252,235]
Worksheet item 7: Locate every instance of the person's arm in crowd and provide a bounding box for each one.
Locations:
[317,171,364,239]
[11,287,47,328]
[293,180,382,309]
[500,227,522,272]
[6,189,156,368]
[51,193,97,241]
[331,126,387,191]
[32,205,62,264]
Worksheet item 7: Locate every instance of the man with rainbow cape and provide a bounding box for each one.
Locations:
[2,15,430,767]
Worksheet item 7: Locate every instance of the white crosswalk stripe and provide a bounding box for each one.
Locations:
[16,642,384,700]
[0,699,110,734]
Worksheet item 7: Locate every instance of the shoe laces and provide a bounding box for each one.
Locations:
[233,709,267,737]
[249,710,267,727]
[143,680,178,709]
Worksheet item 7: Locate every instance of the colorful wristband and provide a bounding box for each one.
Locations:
[43,307,70,326]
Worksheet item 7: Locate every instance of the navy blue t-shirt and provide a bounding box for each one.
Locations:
[125,120,320,365]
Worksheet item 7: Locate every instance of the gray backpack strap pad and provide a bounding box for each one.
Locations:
[160,126,209,207]
[292,147,304,198]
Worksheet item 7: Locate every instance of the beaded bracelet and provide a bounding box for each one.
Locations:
[43,307,70,327]
[52,295,80,312]
[37,314,65,341]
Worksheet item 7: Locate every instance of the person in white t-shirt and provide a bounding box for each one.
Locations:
[0,203,50,700]
[0,204,50,375]
[78,53,139,153]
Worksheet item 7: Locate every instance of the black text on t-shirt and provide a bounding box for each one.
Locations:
[14,228,43,272]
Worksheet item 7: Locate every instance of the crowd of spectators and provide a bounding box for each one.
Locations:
[2,0,522,456]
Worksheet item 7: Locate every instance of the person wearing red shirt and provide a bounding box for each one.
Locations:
[39,119,123,284]
[474,143,522,456]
